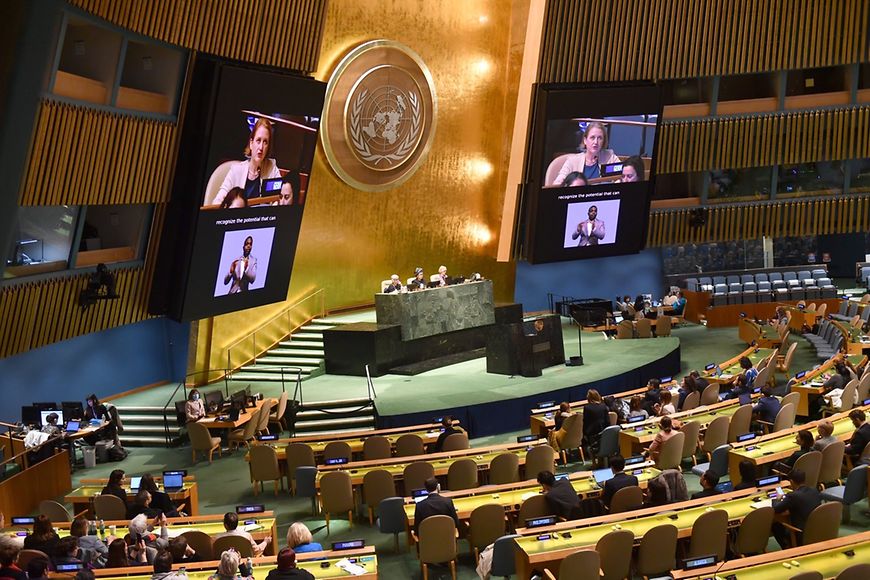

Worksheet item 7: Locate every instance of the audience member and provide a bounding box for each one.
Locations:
[23,515,60,557]
[185,390,206,423]
[140,474,180,517]
[775,430,815,474]
[151,550,186,580]
[285,523,322,554]
[52,536,84,568]
[725,374,753,405]
[105,538,145,568]
[412,478,459,533]
[70,516,109,568]
[772,469,821,548]
[752,386,782,424]
[677,374,698,410]
[733,459,757,491]
[551,402,572,432]
[628,396,648,421]
[537,471,580,520]
[642,379,662,414]
[102,469,129,508]
[656,390,676,416]
[691,470,721,499]
[812,420,837,451]
[600,456,638,509]
[646,416,679,462]
[25,557,50,580]
[0,534,27,580]
[845,409,870,463]
[432,416,462,453]
[739,357,758,388]
[209,549,253,580]
[582,390,609,454]
[671,291,686,315]
[265,548,314,580]
[215,513,271,557]
[167,537,198,564]
[127,490,161,519]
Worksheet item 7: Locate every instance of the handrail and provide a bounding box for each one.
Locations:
[225,288,326,372]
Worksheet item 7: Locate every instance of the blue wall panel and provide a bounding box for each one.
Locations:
[0,318,189,422]
[513,249,665,313]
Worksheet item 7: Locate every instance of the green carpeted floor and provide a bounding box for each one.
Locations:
[60,322,866,579]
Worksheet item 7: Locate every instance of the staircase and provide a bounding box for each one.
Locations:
[230,320,336,383]
[291,397,377,436]
[115,406,183,447]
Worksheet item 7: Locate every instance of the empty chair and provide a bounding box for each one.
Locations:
[811,269,827,280]
[446,458,478,491]
[363,469,397,526]
[732,505,774,556]
[441,431,469,452]
[268,390,289,433]
[524,444,556,479]
[712,276,727,286]
[790,572,823,580]
[693,443,730,478]
[294,466,318,515]
[700,382,720,406]
[179,530,213,561]
[417,515,457,580]
[836,563,870,580]
[213,534,253,558]
[377,497,408,553]
[93,494,126,520]
[796,502,842,545]
[395,433,425,457]
[403,462,435,493]
[323,441,352,463]
[249,444,282,496]
[517,494,553,524]
[817,440,846,489]
[726,275,740,285]
[681,390,700,411]
[38,500,73,522]
[742,281,757,303]
[489,534,521,579]
[552,550,600,579]
[285,443,315,494]
[656,431,685,470]
[635,318,652,338]
[784,271,798,282]
[698,277,713,291]
[700,416,730,460]
[780,391,800,412]
[596,529,634,580]
[255,401,271,436]
[688,508,728,560]
[775,342,798,376]
[712,284,728,306]
[805,285,820,299]
[637,524,678,578]
[467,503,506,564]
[489,452,520,485]
[656,314,672,336]
[727,404,753,442]
[320,471,354,533]
[680,421,701,466]
[741,274,754,284]
[616,319,634,339]
[17,550,50,570]
[797,270,812,282]
[820,464,867,523]
[595,425,621,464]
[684,278,699,291]
[609,485,643,513]
[789,451,823,489]
[755,272,769,283]
[188,421,222,464]
[228,408,261,450]
[761,402,796,434]
[363,435,392,460]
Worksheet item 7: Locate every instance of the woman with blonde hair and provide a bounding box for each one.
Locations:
[285,522,322,554]
[212,117,281,205]
[209,549,253,580]
[552,121,621,185]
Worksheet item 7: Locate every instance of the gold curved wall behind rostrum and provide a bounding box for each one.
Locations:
[195,0,530,373]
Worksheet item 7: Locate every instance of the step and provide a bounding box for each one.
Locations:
[116,406,176,415]
[120,415,179,425]
[254,357,323,367]
[267,348,325,358]
[230,371,314,382]
[296,406,375,420]
[303,323,336,331]
[236,365,320,375]
[293,416,376,430]
[288,334,324,343]
[122,435,180,446]
[278,340,324,349]
[121,424,177,433]
[290,427,379,438]
[301,397,373,410]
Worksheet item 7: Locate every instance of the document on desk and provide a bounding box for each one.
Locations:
[750,499,773,509]
[242,523,263,532]
[335,558,367,575]
[165,527,195,538]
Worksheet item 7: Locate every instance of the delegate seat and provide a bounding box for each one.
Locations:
[740,274,755,284]
[742,281,757,303]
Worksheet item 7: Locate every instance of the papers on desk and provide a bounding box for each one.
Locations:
[750,499,773,509]
[335,558,367,576]
[242,523,262,532]
[719,374,733,380]
[165,527,195,538]
[520,491,539,502]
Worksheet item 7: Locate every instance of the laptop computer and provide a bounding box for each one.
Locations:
[163,472,184,492]
[65,420,80,433]
[593,468,615,485]
[129,476,142,493]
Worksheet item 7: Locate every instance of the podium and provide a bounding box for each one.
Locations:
[486,314,565,377]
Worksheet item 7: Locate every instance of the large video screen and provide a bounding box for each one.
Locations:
[149,61,326,321]
[523,83,662,264]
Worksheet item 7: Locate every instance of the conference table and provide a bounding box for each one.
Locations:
[618,397,753,458]
[310,440,550,493]
[727,404,870,482]
[254,420,455,459]
[403,465,660,527]
[701,346,775,384]
[738,318,783,349]
[512,484,787,579]
[832,319,870,355]
[65,477,200,516]
[783,304,824,332]
[88,547,377,579]
[197,397,275,430]
[788,354,866,416]
[671,531,870,579]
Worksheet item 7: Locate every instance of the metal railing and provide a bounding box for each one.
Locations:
[225,288,326,372]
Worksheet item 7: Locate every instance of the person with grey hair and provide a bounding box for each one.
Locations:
[0,534,27,580]
[383,274,403,293]
[208,549,253,580]
[128,513,169,562]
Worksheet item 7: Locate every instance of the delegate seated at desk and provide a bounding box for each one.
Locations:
[601,456,638,510]
[383,275,404,293]
[408,267,427,291]
[772,469,821,548]
[413,478,459,533]
[537,471,580,519]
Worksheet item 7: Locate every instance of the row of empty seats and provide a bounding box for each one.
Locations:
[684,270,838,306]
[803,319,846,359]
[830,296,870,325]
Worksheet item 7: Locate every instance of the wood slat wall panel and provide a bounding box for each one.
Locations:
[18,100,177,206]
[647,196,870,247]
[656,106,870,174]
[538,0,869,83]
[67,0,327,74]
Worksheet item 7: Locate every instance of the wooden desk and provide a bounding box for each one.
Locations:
[699,299,842,328]
[65,478,200,516]
[529,385,664,436]
[671,531,870,579]
[727,405,870,482]
[701,346,775,384]
[832,319,870,355]
[82,547,376,579]
[788,354,866,416]
[0,449,71,521]
[198,398,274,430]
[618,398,750,458]
[513,485,786,579]
[738,318,782,349]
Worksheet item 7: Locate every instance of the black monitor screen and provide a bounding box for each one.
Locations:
[522,83,662,264]
[21,405,39,425]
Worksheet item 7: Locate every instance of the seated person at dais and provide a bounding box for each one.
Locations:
[285,522,322,554]
[185,389,206,423]
[690,470,722,500]
[772,469,821,548]
[408,267,427,291]
[383,274,404,293]
[537,471,580,520]
[214,512,271,557]
[265,548,315,580]
[601,455,638,510]
[413,477,459,534]
[431,416,463,453]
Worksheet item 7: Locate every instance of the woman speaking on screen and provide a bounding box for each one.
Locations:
[212,117,282,205]
[551,121,621,185]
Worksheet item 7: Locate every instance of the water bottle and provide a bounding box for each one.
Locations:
[88,520,96,535]
[99,519,105,539]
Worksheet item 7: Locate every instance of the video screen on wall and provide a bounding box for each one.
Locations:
[149,61,326,321]
[523,83,662,264]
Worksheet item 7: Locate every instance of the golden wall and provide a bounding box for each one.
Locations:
[195,0,530,373]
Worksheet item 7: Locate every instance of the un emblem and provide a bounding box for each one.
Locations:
[322,41,437,191]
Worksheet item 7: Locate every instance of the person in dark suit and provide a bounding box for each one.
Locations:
[431,416,462,453]
[752,385,782,424]
[537,471,580,520]
[774,430,814,474]
[845,409,870,462]
[101,469,129,508]
[733,459,758,490]
[139,473,180,517]
[642,378,662,415]
[601,456,638,510]
[582,390,609,454]
[383,275,403,293]
[408,267,427,291]
[691,470,722,499]
[772,469,822,548]
[413,478,459,533]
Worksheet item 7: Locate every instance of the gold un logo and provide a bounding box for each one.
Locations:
[321,40,437,191]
